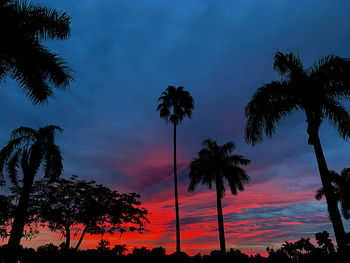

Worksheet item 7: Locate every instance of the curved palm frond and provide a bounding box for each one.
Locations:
[0,136,27,178]
[245,81,297,145]
[322,98,350,140]
[6,149,22,185]
[11,0,71,40]
[0,0,73,104]
[311,55,350,99]
[11,126,37,140]
[274,51,304,78]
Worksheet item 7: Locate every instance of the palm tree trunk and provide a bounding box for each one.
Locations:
[173,123,181,254]
[215,181,226,254]
[308,130,347,253]
[7,172,35,251]
[65,226,71,250]
[74,224,88,251]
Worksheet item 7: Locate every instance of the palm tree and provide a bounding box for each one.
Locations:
[0,0,73,104]
[245,51,350,252]
[188,138,250,253]
[315,168,350,220]
[0,125,63,252]
[157,86,194,254]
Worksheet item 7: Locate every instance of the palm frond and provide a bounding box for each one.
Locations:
[6,149,22,185]
[11,126,37,140]
[322,99,350,140]
[311,55,350,99]
[0,137,25,178]
[245,81,297,145]
[274,51,304,78]
[13,0,71,41]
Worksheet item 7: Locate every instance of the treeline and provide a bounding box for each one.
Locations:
[0,231,346,263]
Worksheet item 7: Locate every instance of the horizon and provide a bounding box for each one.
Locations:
[1,0,350,256]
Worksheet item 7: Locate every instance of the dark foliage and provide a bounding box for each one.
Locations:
[31,175,149,250]
[0,0,73,104]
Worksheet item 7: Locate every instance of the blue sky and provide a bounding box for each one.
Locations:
[1,0,350,255]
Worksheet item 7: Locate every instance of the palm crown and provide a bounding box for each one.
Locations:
[315,168,350,219]
[0,125,63,185]
[0,0,73,104]
[189,138,250,198]
[157,86,194,125]
[245,51,350,145]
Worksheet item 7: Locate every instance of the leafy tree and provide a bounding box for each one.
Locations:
[188,138,250,253]
[32,176,149,250]
[112,244,128,256]
[315,168,350,219]
[151,246,166,256]
[315,231,335,254]
[0,0,73,103]
[294,238,315,253]
[96,239,110,253]
[245,51,350,252]
[0,125,63,252]
[157,85,194,253]
[132,246,151,256]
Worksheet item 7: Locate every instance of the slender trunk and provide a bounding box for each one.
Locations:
[215,180,226,254]
[310,133,347,253]
[7,172,35,250]
[74,225,88,251]
[65,226,71,250]
[305,114,347,254]
[173,123,181,254]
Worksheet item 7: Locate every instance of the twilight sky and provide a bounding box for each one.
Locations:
[1,0,350,256]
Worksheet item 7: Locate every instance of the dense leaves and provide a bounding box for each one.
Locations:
[0,0,73,103]
[32,176,149,250]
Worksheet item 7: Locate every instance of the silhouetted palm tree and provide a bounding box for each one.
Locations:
[188,138,250,253]
[0,125,63,252]
[0,0,73,103]
[157,86,194,254]
[245,51,350,252]
[315,168,350,220]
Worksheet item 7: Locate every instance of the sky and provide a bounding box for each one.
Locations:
[1,0,350,256]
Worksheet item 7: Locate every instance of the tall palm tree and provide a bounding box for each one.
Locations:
[0,0,73,104]
[315,168,350,220]
[157,86,194,254]
[0,125,63,252]
[245,51,350,252]
[188,138,250,253]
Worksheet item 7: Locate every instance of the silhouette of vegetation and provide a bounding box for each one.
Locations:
[315,231,335,254]
[0,125,63,258]
[157,85,194,254]
[112,244,128,256]
[31,175,149,251]
[0,0,73,103]
[0,194,13,239]
[189,138,250,253]
[245,51,350,253]
[315,168,350,219]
